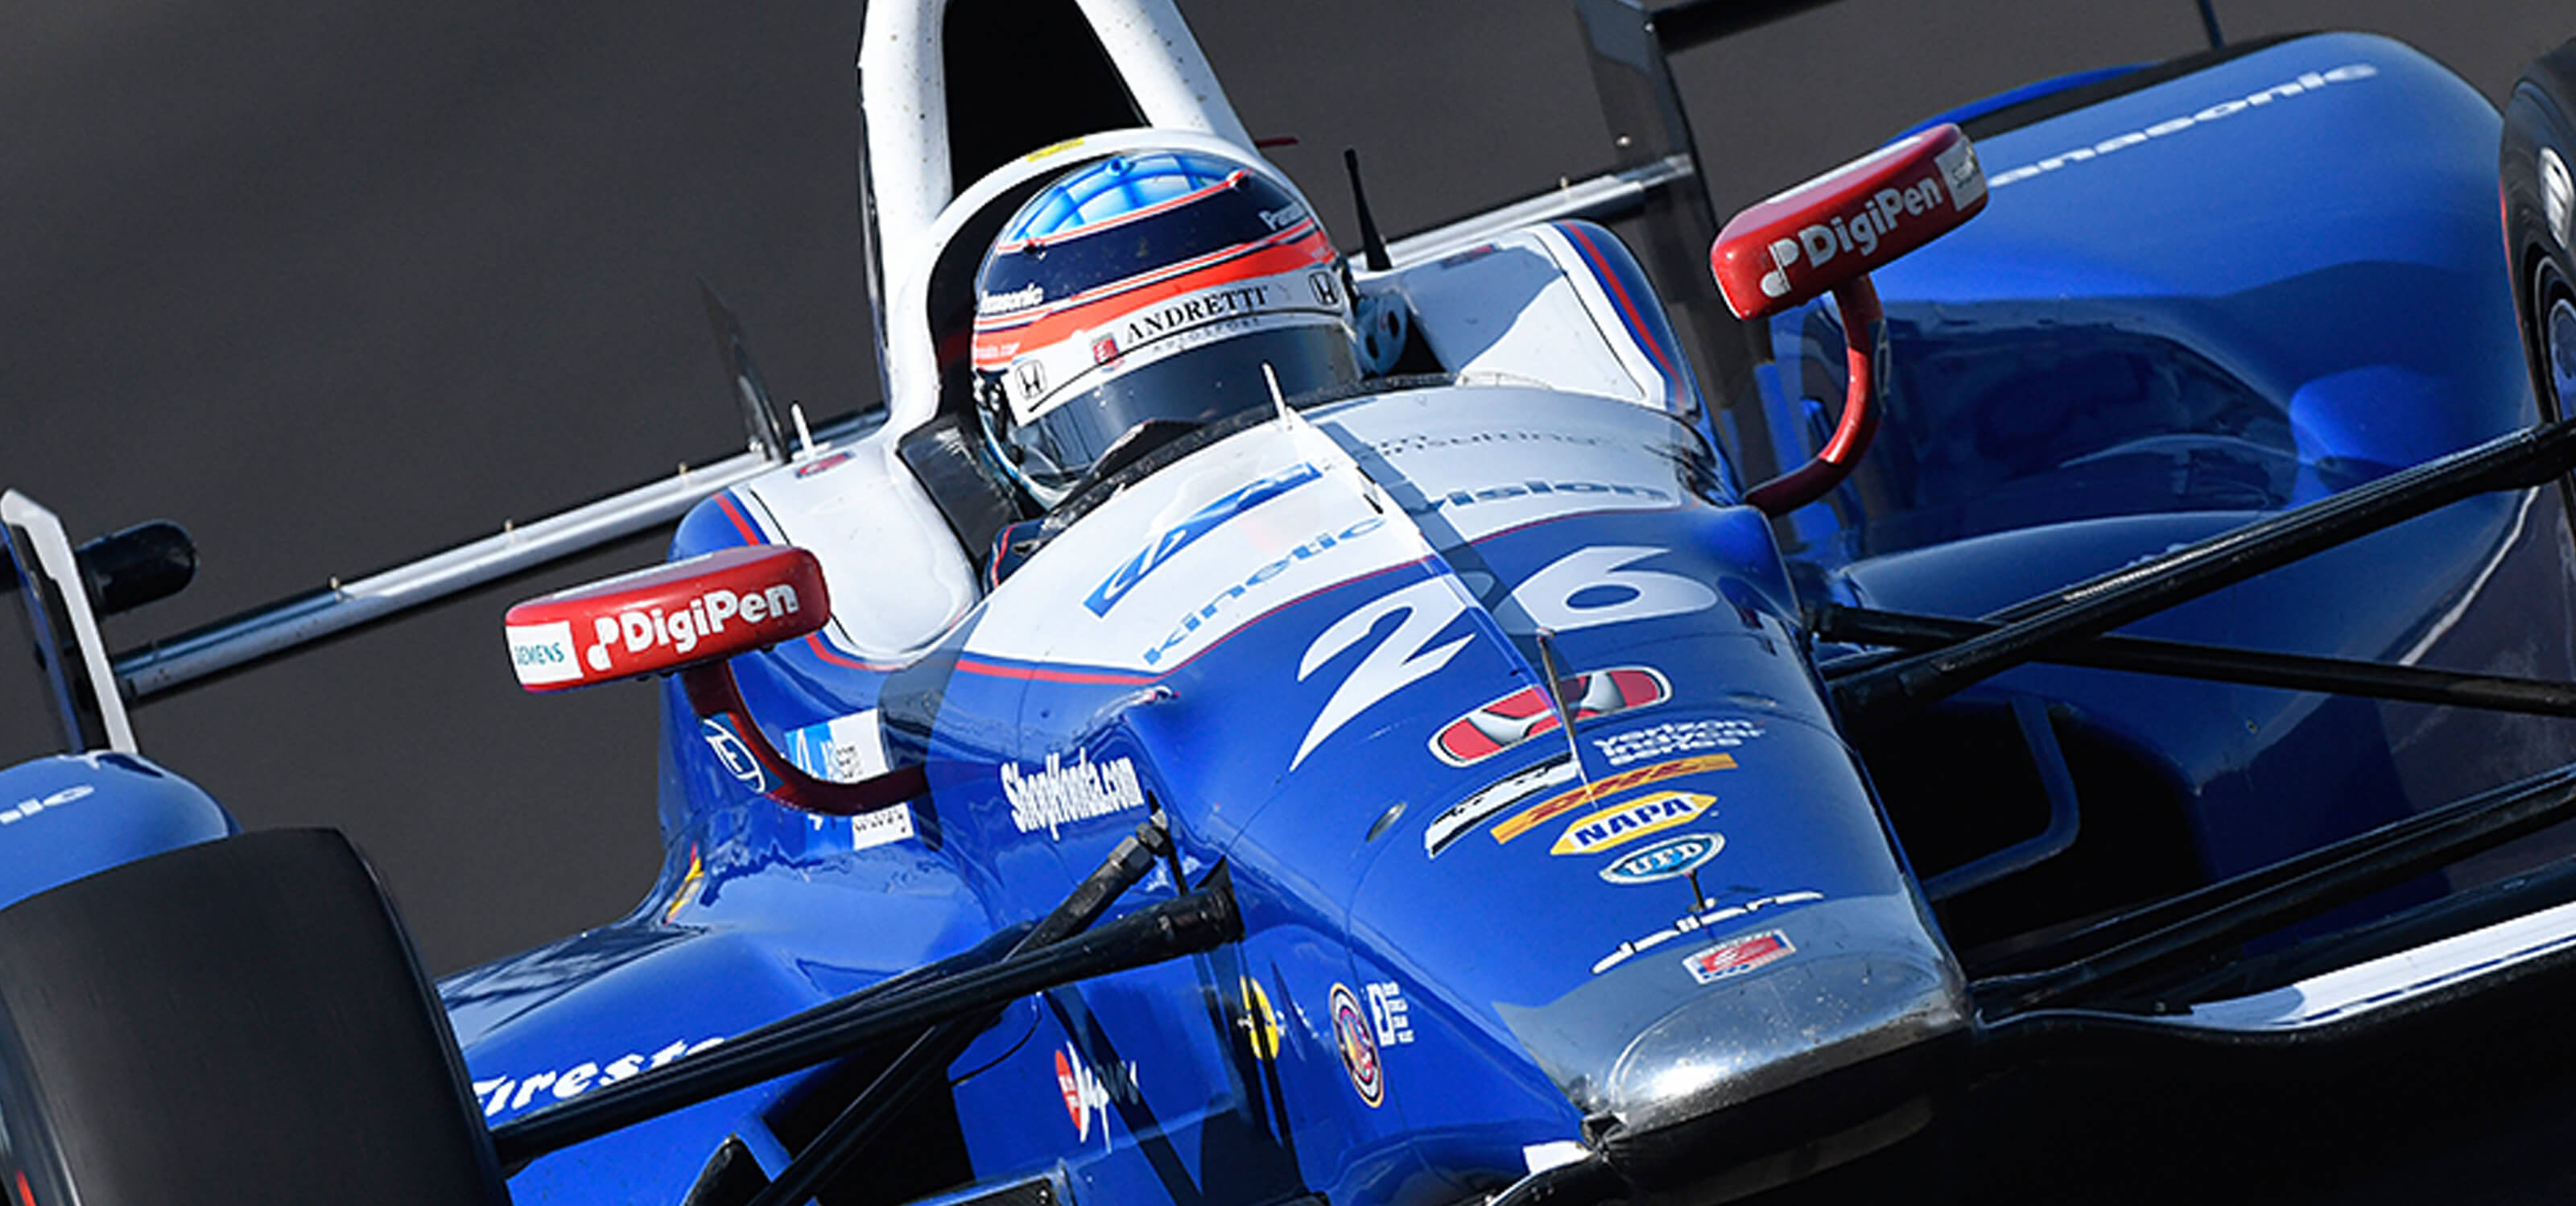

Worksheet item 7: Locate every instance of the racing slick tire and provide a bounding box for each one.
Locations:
[2503,35,2576,421]
[0,828,508,1206]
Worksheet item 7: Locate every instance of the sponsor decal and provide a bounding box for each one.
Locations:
[1014,359,1046,401]
[793,450,857,478]
[1424,755,1579,857]
[980,283,1046,314]
[1988,63,2381,189]
[1146,515,1387,667]
[1591,891,1824,976]
[1259,203,1307,230]
[1410,479,1674,517]
[472,1037,724,1118]
[1592,718,1762,768]
[1329,983,1384,1107]
[1430,667,1669,766]
[1682,931,1793,985]
[783,709,891,785]
[506,620,582,686]
[1295,576,1472,770]
[1092,333,1120,364]
[1051,1043,1140,1147]
[1370,429,1609,459]
[1550,791,1713,857]
[1001,751,1146,838]
[1087,462,1323,617]
[0,782,92,828]
[1507,546,1716,634]
[1309,271,1341,307]
[664,845,707,921]
[1237,976,1282,1060]
[1365,981,1415,1047]
[1490,753,1736,845]
[844,805,916,853]
[1599,832,1724,886]
[700,717,768,791]
[1758,160,1967,299]
[1120,284,1276,347]
[550,581,804,676]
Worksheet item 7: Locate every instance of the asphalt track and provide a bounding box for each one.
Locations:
[2,0,2569,987]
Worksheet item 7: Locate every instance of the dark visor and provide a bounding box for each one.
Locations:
[986,323,1356,502]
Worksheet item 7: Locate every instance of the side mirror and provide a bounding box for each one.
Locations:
[1710,124,1986,514]
[503,546,828,692]
[1711,122,1986,320]
[503,545,926,816]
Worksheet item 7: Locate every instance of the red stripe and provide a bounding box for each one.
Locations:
[972,227,1331,361]
[1561,224,1682,406]
[803,631,902,672]
[953,657,1160,685]
[713,493,765,546]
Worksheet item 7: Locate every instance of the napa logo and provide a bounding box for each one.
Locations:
[1085,462,1322,617]
[1598,832,1724,886]
[1551,791,1713,857]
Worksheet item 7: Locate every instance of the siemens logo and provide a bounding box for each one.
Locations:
[1988,63,2380,188]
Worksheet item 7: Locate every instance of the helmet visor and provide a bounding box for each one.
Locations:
[988,321,1356,505]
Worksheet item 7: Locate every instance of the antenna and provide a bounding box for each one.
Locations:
[2194,0,2224,48]
[1342,148,1393,272]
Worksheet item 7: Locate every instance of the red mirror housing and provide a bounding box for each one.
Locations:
[503,545,828,692]
[1710,122,1987,321]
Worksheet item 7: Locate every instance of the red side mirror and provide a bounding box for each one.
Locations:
[1711,125,1986,515]
[504,545,828,692]
[1710,123,1986,321]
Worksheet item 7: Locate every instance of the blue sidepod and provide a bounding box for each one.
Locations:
[0,751,236,911]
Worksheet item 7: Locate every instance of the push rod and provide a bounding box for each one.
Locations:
[489,879,1237,1167]
[1974,761,2576,1015]
[737,823,1184,1204]
[1828,419,2576,735]
[1816,605,2576,718]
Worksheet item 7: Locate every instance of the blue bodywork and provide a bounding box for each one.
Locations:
[396,30,2568,1206]
[0,23,2493,1206]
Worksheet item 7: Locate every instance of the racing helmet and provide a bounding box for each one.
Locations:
[969,149,1360,506]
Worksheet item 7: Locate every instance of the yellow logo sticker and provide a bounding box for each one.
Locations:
[1238,976,1281,1060]
[1490,753,1735,845]
[1550,791,1714,856]
[1024,136,1086,163]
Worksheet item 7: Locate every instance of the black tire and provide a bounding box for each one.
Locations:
[0,829,508,1205]
[2502,36,2576,423]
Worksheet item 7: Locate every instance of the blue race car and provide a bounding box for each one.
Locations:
[9,1,2576,1202]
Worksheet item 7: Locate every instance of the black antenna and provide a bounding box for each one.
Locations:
[2194,0,2224,49]
[1343,148,1392,272]
[699,278,789,462]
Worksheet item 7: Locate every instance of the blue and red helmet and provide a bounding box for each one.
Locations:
[970,149,1359,505]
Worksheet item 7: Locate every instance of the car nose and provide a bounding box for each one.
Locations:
[1500,894,1968,1146]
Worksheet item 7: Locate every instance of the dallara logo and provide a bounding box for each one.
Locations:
[1550,790,1713,857]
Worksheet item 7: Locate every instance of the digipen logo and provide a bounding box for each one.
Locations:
[1774,168,1956,295]
[581,584,805,673]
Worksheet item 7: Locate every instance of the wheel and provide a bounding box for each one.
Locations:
[0,828,508,1205]
[2502,35,2576,421]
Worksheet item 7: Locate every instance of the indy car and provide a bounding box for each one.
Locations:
[9,0,2576,1202]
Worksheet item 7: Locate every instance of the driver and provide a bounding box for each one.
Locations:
[968,147,1367,510]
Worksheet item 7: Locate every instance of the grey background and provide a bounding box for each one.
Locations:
[2,0,2567,975]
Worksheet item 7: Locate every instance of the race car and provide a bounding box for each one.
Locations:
[8,0,2576,1203]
